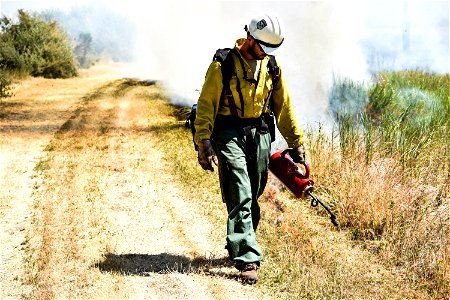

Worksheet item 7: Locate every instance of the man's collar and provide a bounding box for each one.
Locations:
[235,38,246,48]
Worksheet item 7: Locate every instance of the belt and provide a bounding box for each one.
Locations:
[214,114,271,131]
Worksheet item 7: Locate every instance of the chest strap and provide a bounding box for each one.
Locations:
[215,49,278,118]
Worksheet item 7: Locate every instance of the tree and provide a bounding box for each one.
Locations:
[0,9,78,79]
[74,32,93,68]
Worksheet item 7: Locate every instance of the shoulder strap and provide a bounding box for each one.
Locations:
[214,48,233,82]
[213,48,240,117]
[262,55,280,113]
[213,50,279,117]
[213,48,234,88]
[267,55,280,87]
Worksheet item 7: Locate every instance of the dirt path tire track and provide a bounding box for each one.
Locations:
[1,73,265,299]
[0,65,126,299]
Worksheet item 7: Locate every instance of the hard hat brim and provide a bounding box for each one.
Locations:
[260,44,279,55]
[251,35,284,55]
[252,35,284,55]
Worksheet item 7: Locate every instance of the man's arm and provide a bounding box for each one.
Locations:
[194,61,223,145]
[194,61,223,171]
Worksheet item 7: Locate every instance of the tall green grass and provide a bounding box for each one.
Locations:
[310,71,449,295]
[367,72,449,173]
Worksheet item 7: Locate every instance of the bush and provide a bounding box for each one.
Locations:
[0,68,13,98]
[0,9,78,79]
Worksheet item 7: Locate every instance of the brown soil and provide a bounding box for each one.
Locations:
[0,65,265,299]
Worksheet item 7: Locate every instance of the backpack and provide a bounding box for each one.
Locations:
[186,48,280,150]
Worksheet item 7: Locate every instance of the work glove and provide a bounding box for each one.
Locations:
[197,139,218,172]
[289,144,306,164]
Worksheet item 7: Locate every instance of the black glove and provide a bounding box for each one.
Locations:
[197,139,218,172]
[289,145,306,164]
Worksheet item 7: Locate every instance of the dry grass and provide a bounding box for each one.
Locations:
[13,77,265,299]
[0,65,127,299]
[257,179,421,299]
[3,67,447,299]
[23,80,133,299]
[306,127,449,298]
[158,105,442,299]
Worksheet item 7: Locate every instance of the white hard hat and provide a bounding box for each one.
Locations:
[247,13,284,54]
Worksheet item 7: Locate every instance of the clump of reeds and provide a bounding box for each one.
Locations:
[308,71,449,295]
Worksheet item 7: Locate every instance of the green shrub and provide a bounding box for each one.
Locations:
[0,68,13,98]
[367,72,449,172]
[0,9,78,79]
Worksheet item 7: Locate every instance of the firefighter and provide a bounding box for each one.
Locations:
[194,13,305,284]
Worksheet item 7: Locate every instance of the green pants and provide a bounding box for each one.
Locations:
[214,127,271,267]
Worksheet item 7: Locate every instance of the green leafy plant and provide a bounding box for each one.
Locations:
[0,9,78,79]
[0,67,13,99]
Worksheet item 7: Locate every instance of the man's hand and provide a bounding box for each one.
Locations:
[197,139,218,171]
[289,144,306,164]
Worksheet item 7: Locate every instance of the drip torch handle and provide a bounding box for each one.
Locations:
[281,149,310,179]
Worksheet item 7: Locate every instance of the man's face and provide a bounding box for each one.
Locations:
[248,36,266,60]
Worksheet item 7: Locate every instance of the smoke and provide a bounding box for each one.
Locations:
[123,1,238,105]
[361,0,449,74]
[270,1,370,125]
[1,1,137,62]
[1,0,448,127]
[125,1,371,126]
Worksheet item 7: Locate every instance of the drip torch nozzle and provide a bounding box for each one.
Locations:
[330,215,339,227]
[306,191,339,227]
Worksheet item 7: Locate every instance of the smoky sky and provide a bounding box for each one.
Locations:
[2,1,448,72]
[1,0,448,124]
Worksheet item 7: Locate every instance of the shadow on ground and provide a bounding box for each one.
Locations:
[93,253,238,280]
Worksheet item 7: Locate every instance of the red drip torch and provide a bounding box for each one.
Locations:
[269,149,339,227]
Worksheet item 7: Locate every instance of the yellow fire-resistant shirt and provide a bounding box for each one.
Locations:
[194,39,305,148]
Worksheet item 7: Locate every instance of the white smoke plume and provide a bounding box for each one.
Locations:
[1,0,448,127]
[124,1,372,126]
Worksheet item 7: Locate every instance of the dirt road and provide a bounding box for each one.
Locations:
[0,67,264,299]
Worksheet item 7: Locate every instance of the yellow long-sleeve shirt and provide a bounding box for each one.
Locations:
[194,39,304,148]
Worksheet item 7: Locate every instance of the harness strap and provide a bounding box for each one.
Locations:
[230,49,247,117]
[214,49,280,119]
[214,114,271,132]
[216,49,240,117]
[262,55,280,114]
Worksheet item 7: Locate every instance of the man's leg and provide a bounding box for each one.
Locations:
[248,132,271,231]
[215,129,263,267]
